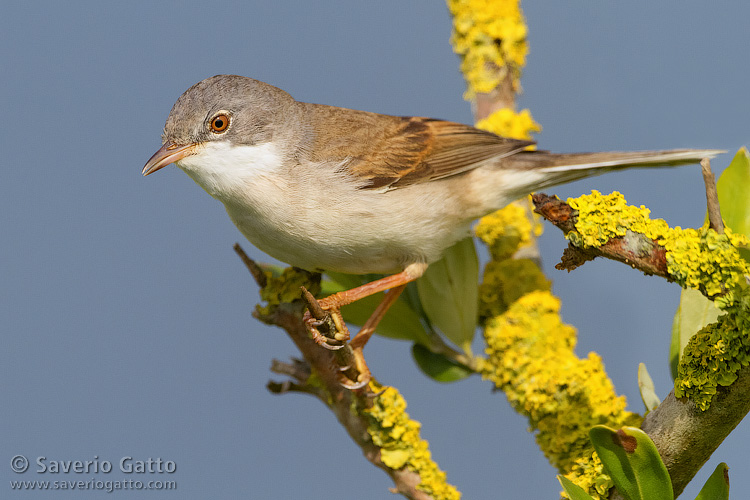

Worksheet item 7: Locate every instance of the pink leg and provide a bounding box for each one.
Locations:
[349,284,407,350]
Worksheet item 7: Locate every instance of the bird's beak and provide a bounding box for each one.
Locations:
[142,142,198,176]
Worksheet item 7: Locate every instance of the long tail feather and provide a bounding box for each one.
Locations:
[503,148,724,191]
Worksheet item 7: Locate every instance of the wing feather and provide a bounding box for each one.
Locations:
[353,117,534,190]
[301,104,533,190]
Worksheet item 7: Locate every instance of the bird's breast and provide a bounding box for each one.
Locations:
[178,149,478,274]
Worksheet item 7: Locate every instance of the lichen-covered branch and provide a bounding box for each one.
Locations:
[532,192,671,277]
[448,0,540,133]
[532,191,750,309]
[532,191,750,496]
[234,246,459,500]
[641,367,750,497]
[447,0,528,101]
[448,3,642,498]
[448,3,650,497]
[474,209,640,499]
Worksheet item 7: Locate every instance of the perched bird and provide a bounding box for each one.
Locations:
[144,75,720,386]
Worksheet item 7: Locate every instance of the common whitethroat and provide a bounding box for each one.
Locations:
[144,75,720,386]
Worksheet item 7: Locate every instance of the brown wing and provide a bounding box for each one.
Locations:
[299,103,534,190]
[348,117,534,190]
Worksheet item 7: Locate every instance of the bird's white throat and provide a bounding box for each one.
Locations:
[176,141,283,199]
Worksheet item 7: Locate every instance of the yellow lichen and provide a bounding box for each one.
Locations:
[567,190,750,411]
[447,0,529,99]
[478,259,551,322]
[363,386,460,500]
[563,452,613,500]
[480,291,641,473]
[475,108,540,141]
[475,201,542,260]
[662,227,750,307]
[567,190,662,248]
[674,314,750,410]
[567,190,750,305]
[476,200,550,321]
[476,193,635,493]
[255,267,317,317]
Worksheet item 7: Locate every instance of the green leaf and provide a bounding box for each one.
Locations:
[716,147,750,236]
[694,462,729,500]
[557,475,596,500]
[637,363,661,412]
[416,237,479,353]
[401,281,429,322]
[411,343,472,382]
[321,275,431,345]
[738,246,750,265]
[670,288,722,379]
[589,425,673,500]
[323,270,368,290]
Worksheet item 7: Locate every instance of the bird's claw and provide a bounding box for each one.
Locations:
[301,288,374,391]
[303,308,350,350]
[318,339,346,351]
[335,347,374,391]
[340,374,370,391]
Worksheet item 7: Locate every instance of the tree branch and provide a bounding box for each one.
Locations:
[531,193,670,277]
[532,192,750,497]
[641,367,750,497]
[234,245,458,500]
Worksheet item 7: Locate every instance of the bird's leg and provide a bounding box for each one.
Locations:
[349,284,407,350]
[318,265,424,310]
[303,263,426,352]
[336,283,409,390]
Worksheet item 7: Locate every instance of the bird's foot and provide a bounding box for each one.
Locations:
[301,287,350,350]
[303,310,350,350]
[300,286,379,391]
[337,348,372,390]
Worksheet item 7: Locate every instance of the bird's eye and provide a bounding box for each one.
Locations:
[210,114,230,133]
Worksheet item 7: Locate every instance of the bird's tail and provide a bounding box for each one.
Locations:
[501,148,724,194]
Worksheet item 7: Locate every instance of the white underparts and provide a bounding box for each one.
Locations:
[176,141,283,198]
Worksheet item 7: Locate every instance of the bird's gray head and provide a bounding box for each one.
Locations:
[143,75,297,176]
[164,75,295,147]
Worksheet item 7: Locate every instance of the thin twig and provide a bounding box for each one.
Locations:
[270,358,311,383]
[426,334,479,372]
[267,379,325,398]
[701,158,724,234]
[233,243,267,288]
[300,286,326,320]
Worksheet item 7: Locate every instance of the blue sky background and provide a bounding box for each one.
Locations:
[2,2,749,498]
